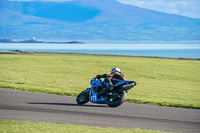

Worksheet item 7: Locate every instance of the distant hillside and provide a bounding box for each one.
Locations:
[0,0,200,41]
[0,38,84,44]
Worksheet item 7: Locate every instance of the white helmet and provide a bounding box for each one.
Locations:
[111,67,120,73]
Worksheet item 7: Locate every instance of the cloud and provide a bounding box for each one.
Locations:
[117,0,200,18]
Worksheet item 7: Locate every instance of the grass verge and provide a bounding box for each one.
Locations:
[0,120,172,133]
[0,53,200,108]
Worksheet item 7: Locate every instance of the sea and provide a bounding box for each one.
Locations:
[0,42,200,58]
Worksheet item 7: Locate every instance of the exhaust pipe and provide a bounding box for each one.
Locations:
[123,83,134,90]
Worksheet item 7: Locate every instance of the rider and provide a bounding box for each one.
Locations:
[96,67,126,96]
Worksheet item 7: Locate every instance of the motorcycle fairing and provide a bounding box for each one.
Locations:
[88,78,135,104]
[89,88,106,104]
[90,78,102,88]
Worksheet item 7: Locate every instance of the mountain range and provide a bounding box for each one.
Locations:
[0,0,200,41]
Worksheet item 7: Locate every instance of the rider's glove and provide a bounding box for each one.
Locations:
[96,75,101,79]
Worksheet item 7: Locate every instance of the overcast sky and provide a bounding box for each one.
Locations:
[7,0,200,19]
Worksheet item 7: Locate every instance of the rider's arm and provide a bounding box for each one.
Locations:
[96,74,110,78]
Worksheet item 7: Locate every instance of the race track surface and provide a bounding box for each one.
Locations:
[0,89,199,133]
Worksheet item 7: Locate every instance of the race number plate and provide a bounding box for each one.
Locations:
[90,95,97,102]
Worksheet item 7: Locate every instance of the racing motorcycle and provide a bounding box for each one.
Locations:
[76,77,137,107]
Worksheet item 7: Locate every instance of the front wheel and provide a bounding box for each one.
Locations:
[106,90,127,107]
[76,90,89,104]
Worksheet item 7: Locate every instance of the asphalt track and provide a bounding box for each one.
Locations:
[0,89,199,133]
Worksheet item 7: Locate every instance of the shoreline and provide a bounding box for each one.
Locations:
[0,50,199,60]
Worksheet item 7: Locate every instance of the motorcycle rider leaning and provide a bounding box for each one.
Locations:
[96,67,126,96]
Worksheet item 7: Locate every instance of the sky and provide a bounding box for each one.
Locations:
[117,0,200,19]
[7,0,74,1]
[6,0,200,19]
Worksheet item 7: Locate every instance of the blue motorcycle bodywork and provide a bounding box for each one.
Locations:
[88,78,134,104]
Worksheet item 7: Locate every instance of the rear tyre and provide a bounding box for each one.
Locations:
[76,90,89,104]
[106,90,127,107]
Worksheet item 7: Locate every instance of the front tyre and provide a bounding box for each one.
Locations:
[106,90,127,107]
[76,90,89,104]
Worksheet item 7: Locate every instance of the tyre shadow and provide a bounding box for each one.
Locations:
[28,102,107,108]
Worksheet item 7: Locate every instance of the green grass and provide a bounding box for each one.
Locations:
[0,53,200,108]
[0,120,172,133]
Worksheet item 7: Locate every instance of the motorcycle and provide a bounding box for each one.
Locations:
[76,77,137,107]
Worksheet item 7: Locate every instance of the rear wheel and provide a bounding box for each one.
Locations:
[106,90,127,107]
[76,90,89,104]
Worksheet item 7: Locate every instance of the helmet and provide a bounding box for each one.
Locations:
[111,67,120,73]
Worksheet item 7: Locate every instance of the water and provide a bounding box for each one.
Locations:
[0,42,200,58]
